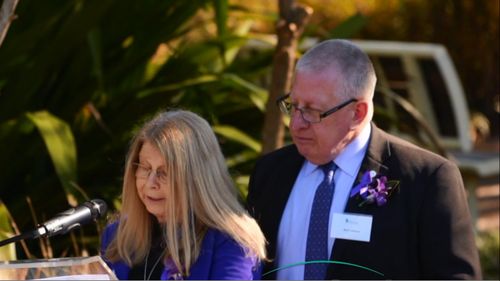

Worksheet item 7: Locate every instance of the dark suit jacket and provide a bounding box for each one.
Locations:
[247,124,481,279]
[101,222,259,280]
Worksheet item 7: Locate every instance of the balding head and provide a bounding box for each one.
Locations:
[296,39,377,102]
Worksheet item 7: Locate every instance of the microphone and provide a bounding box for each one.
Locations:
[32,199,108,239]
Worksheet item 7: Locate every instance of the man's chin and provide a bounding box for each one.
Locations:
[298,147,334,165]
[296,147,317,163]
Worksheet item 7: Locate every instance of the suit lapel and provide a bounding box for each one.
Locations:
[345,124,392,213]
[327,124,392,276]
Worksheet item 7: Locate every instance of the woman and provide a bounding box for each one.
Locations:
[101,109,266,280]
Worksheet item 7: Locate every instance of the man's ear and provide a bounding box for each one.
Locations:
[352,101,368,126]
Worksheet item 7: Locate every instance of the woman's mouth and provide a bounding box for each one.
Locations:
[147,196,165,202]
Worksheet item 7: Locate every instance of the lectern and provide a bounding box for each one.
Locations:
[0,256,117,280]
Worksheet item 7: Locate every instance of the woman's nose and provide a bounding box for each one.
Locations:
[145,171,161,189]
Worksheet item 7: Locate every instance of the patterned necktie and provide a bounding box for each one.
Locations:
[304,161,337,280]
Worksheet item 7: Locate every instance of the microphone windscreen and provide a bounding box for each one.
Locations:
[90,199,108,218]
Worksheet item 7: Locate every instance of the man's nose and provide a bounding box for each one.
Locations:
[290,110,309,130]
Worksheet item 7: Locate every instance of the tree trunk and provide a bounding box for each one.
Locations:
[0,0,20,47]
[260,0,312,155]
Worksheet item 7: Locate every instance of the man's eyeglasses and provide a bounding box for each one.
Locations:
[276,93,357,124]
[133,162,167,184]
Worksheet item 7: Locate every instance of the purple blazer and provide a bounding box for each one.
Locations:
[101,222,260,280]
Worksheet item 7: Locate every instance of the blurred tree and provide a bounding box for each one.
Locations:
[0,0,20,46]
[260,0,312,154]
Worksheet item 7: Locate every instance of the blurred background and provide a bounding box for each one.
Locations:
[0,0,498,278]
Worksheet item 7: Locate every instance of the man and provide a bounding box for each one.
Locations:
[247,39,481,279]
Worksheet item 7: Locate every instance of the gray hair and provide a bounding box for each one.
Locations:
[107,109,266,274]
[296,39,376,100]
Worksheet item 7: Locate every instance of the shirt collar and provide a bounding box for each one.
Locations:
[335,124,371,177]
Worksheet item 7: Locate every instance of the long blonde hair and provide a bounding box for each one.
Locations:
[105,109,266,276]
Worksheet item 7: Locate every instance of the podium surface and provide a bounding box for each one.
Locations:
[0,256,117,280]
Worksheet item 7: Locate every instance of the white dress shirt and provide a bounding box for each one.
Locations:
[276,124,371,280]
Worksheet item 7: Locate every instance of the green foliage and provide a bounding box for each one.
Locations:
[0,201,16,261]
[25,111,81,205]
[328,13,367,39]
[477,230,500,280]
[0,0,270,258]
[213,125,261,153]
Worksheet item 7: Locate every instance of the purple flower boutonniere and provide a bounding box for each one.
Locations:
[349,170,400,207]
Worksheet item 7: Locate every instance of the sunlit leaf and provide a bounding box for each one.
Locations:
[222,73,268,111]
[223,20,253,65]
[143,44,173,84]
[225,150,259,168]
[0,200,16,261]
[25,111,80,206]
[213,125,261,152]
[137,75,219,98]
[235,175,250,199]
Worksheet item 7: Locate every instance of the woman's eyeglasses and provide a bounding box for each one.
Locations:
[133,162,167,184]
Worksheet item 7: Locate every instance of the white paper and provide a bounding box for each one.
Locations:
[35,274,111,280]
[331,213,373,242]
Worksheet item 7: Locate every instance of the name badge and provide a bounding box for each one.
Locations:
[331,213,373,242]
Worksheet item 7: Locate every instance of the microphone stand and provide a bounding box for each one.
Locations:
[0,230,36,247]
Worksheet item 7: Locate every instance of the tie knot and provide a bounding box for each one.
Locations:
[319,162,337,184]
[319,161,337,175]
